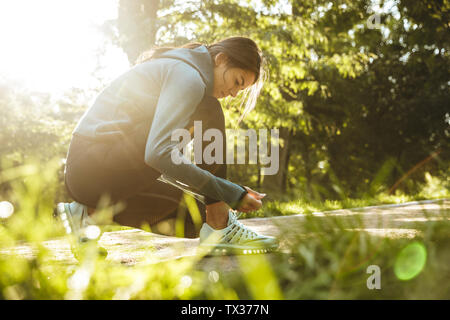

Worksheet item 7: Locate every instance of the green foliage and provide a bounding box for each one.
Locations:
[132,0,448,198]
[270,214,450,299]
[243,172,450,218]
[1,158,448,299]
[2,0,448,201]
[0,80,93,202]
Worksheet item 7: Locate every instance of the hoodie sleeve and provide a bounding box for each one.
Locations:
[144,61,247,209]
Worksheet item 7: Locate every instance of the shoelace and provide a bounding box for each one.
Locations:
[223,210,259,243]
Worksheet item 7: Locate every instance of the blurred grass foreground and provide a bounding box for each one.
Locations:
[0,157,449,300]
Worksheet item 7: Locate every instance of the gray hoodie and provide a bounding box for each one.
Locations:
[72,45,247,209]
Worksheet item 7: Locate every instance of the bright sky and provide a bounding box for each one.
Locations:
[0,0,129,94]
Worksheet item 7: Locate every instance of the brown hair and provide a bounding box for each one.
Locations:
[136,37,268,125]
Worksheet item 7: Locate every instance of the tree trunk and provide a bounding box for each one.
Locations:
[261,127,291,195]
[118,0,159,64]
[297,133,314,201]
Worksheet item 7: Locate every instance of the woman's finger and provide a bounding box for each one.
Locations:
[247,197,262,210]
[238,194,262,212]
[237,204,250,212]
[243,186,266,199]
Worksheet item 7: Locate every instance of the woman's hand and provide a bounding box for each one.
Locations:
[236,186,266,213]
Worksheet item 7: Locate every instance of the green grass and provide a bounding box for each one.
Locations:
[0,158,449,299]
[248,172,449,219]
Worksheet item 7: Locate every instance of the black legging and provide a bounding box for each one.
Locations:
[64,95,227,238]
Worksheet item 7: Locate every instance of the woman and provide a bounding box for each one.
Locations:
[57,36,278,254]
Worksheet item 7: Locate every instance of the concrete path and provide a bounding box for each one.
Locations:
[2,199,448,267]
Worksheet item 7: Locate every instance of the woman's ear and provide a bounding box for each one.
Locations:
[214,52,228,67]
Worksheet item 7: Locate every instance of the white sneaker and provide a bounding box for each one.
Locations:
[55,202,94,240]
[199,209,279,255]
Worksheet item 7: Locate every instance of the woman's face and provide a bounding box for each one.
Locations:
[212,53,256,99]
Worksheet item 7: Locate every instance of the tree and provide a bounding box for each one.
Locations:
[105,0,449,199]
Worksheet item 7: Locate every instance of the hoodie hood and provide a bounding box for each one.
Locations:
[156,45,215,96]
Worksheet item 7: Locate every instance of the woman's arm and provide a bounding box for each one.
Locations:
[144,61,247,209]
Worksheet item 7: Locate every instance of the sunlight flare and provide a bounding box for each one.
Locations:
[0,0,128,93]
[0,201,14,219]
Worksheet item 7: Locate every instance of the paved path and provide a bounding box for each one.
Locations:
[2,199,449,267]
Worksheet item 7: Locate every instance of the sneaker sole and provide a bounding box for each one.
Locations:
[199,243,279,256]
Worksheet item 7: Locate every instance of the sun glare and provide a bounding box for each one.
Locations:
[0,0,129,93]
